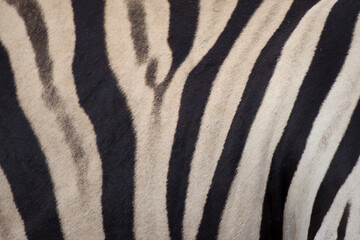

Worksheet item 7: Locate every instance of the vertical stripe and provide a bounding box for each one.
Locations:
[1,1,104,238]
[159,9,239,219]
[183,0,293,239]
[160,1,238,236]
[105,0,173,239]
[1,0,107,238]
[72,0,136,239]
[36,0,105,238]
[283,9,360,239]
[0,39,62,239]
[0,167,27,240]
[309,99,360,238]
[337,204,350,240]
[4,0,87,189]
[161,5,240,236]
[344,183,360,240]
[167,0,198,71]
[141,0,172,91]
[196,0,319,238]
[148,0,199,114]
[147,0,199,104]
[216,0,338,238]
[106,1,236,239]
[127,0,149,64]
[312,156,360,240]
[166,0,263,238]
[105,1,171,238]
[263,1,360,239]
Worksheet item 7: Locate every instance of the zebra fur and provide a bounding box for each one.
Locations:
[0,0,359,239]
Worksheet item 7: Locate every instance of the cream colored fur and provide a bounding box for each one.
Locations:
[313,155,360,240]
[284,14,360,240]
[105,0,243,239]
[0,0,359,239]
[0,0,104,239]
[184,0,293,239]
[218,0,339,238]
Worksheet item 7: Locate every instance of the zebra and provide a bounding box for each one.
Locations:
[0,0,359,239]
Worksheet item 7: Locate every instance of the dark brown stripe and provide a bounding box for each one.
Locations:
[145,58,158,88]
[6,0,87,190]
[127,0,149,64]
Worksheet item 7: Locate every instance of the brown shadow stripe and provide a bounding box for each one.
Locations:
[127,0,149,64]
[0,42,63,240]
[6,0,88,191]
[72,0,136,238]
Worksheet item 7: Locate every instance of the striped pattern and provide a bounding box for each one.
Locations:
[0,0,359,239]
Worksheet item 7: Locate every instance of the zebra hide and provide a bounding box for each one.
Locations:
[0,0,359,239]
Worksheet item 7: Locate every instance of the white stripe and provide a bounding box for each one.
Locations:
[0,168,27,240]
[36,0,105,238]
[218,0,338,238]
[314,156,360,240]
[284,13,360,240]
[142,0,172,84]
[105,0,237,239]
[183,0,293,239]
[344,167,360,240]
[105,0,171,239]
[0,1,104,239]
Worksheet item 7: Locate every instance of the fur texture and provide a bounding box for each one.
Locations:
[0,0,359,239]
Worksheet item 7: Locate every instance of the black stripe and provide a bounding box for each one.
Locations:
[261,1,360,239]
[166,0,263,239]
[337,203,350,240]
[150,0,199,113]
[6,0,87,191]
[7,0,88,192]
[0,43,63,239]
[308,99,360,239]
[71,0,136,239]
[196,1,320,239]
[167,0,199,71]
